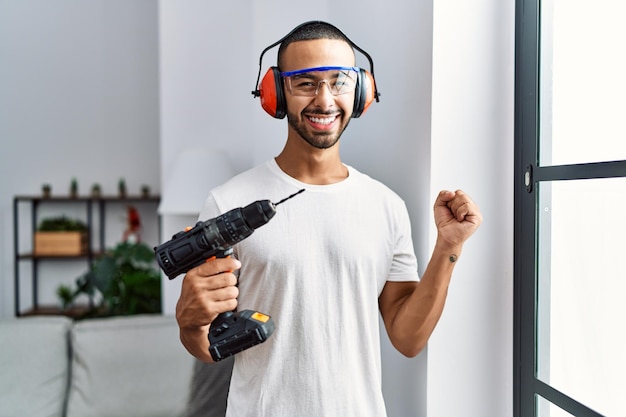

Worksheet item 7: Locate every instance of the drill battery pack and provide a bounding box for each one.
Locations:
[208,309,275,362]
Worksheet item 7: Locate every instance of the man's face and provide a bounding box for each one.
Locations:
[280,39,356,149]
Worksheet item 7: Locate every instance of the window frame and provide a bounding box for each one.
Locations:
[513,0,626,416]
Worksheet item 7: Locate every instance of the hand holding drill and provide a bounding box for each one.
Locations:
[154,190,304,362]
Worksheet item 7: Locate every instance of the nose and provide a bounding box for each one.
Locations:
[314,80,334,96]
[313,80,335,107]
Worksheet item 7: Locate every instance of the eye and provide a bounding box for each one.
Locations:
[298,81,317,88]
[291,76,317,91]
[332,76,354,93]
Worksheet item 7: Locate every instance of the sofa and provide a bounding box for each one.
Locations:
[0,314,196,417]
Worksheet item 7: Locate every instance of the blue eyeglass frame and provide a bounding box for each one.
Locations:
[280,66,360,77]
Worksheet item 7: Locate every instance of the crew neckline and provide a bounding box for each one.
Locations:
[267,158,354,192]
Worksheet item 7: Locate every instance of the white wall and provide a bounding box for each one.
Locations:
[428,1,514,416]
[0,0,160,316]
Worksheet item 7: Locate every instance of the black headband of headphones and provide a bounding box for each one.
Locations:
[251,20,380,102]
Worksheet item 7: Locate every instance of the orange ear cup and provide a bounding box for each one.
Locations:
[259,67,286,119]
[352,69,376,118]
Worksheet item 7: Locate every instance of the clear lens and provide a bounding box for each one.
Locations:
[284,68,358,96]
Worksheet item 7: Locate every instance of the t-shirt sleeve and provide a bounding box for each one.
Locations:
[387,201,420,283]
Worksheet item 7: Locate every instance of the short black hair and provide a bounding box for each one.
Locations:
[277,21,353,69]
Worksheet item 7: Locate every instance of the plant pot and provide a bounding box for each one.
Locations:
[34,231,88,256]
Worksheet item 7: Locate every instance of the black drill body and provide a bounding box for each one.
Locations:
[154,199,278,362]
[155,200,277,279]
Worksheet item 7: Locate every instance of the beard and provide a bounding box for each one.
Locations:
[286,110,351,149]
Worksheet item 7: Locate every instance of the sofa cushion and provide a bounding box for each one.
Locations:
[65,314,194,417]
[0,316,73,417]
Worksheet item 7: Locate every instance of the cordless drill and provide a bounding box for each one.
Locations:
[154,189,304,361]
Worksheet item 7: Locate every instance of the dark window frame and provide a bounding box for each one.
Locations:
[514,0,626,416]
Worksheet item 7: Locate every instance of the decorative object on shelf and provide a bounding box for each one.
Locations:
[91,183,102,199]
[118,178,127,198]
[34,216,88,256]
[42,183,52,198]
[56,242,162,317]
[141,184,150,198]
[122,206,141,243]
[70,178,78,198]
[56,284,76,311]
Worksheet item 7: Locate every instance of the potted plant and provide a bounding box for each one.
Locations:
[91,183,102,198]
[70,178,79,198]
[34,216,88,256]
[56,241,162,317]
[118,178,127,198]
[42,183,52,198]
[56,284,77,311]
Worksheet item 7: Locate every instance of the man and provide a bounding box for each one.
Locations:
[176,21,482,417]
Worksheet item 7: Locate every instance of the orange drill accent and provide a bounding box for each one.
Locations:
[251,312,270,323]
[205,255,233,273]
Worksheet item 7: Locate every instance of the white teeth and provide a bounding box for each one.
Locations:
[309,116,335,125]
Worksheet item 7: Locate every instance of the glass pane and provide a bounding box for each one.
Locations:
[536,177,626,416]
[539,0,626,166]
[536,394,575,417]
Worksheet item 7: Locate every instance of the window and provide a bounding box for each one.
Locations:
[514,1,626,416]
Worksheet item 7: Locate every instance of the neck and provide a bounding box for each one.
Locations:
[275,142,348,185]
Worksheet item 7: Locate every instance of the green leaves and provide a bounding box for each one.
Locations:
[60,242,162,318]
[38,216,88,232]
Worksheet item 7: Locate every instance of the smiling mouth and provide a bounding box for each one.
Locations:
[307,115,338,126]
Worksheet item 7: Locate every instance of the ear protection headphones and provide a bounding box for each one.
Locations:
[251,21,381,119]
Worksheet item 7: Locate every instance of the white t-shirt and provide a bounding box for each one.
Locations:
[199,159,419,417]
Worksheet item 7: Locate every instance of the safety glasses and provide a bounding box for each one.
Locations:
[281,66,360,97]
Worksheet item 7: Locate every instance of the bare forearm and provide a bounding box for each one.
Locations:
[179,325,214,363]
[382,189,481,357]
[385,242,462,357]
